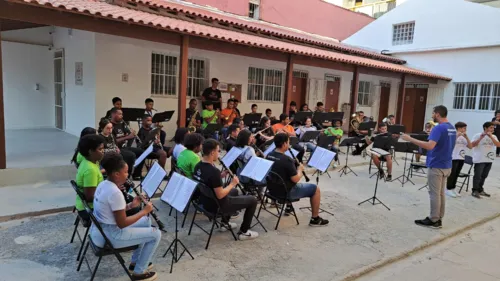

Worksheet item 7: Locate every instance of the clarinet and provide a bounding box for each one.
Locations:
[288,148,310,182]
[218,157,246,191]
[123,122,142,147]
[130,185,166,231]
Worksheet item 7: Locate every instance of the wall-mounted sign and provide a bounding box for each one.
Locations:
[330,89,334,95]
[219,83,228,91]
[75,62,83,86]
[293,85,296,93]
[122,73,129,82]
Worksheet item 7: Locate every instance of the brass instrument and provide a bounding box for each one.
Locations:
[329,107,336,112]
[428,119,437,127]
[188,109,199,133]
[350,113,360,134]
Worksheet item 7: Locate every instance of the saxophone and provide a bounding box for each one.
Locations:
[188,109,198,132]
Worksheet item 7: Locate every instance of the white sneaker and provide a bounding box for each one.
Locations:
[238,230,259,240]
[219,222,238,232]
[445,189,457,198]
[333,163,338,168]
[453,190,461,197]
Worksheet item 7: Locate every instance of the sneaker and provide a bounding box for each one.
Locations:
[129,262,153,272]
[472,191,481,199]
[309,216,329,227]
[445,189,457,198]
[379,170,385,179]
[219,222,238,232]
[238,230,259,240]
[231,211,240,219]
[480,191,491,197]
[333,163,338,168]
[284,205,294,216]
[132,271,157,281]
[386,174,392,181]
[414,217,442,229]
[454,190,461,197]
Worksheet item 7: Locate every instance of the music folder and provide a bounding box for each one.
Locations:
[263,142,299,159]
[152,110,175,123]
[161,172,198,212]
[141,162,167,198]
[134,143,154,167]
[221,147,243,168]
[307,146,336,173]
[240,156,274,182]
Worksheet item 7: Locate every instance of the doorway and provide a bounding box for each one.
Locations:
[54,49,65,130]
[377,83,390,123]
[324,76,340,112]
[401,87,428,133]
[291,71,308,110]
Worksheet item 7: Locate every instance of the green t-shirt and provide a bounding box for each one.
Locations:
[325,127,343,144]
[202,109,218,129]
[75,158,104,211]
[76,152,85,165]
[176,149,200,179]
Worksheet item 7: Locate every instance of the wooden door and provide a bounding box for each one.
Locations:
[325,80,340,112]
[377,86,390,124]
[401,88,416,133]
[412,88,428,132]
[291,77,307,109]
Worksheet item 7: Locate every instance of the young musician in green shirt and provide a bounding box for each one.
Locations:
[176,133,204,179]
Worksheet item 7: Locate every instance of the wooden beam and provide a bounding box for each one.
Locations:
[0,21,6,169]
[178,35,189,128]
[283,54,294,114]
[396,73,406,124]
[350,66,359,117]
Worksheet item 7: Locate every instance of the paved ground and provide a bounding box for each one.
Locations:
[1,157,500,281]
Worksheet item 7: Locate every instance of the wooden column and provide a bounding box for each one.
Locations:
[283,54,294,114]
[178,35,189,128]
[349,66,359,117]
[0,22,6,169]
[396,73,406,124]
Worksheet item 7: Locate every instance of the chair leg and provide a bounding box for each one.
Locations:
[188,209,198,235]
[169,206,173,216]
[466,177,470,192]
[70,216,80,243]
[275,204,286,230]
[116,253,134,281]
[77,241,90,271]
[90,256,103,281]
[205,218,217,250]
[256,199,264,219]
[76,227,90,261]
[291,204,299,225]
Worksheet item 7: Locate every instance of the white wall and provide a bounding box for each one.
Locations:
[53,28,96,136]
[1,41,53,129]
[2,26,53,46]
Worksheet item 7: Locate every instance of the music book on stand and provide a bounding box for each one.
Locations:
[369,148,390,158]
[221,147,243,167]
[122,107,146,122]
[152,110,175,123]
[134,144,154,168]
[141,162,167,198]
[160,172,198,212]
[307,146,336,173]
[240,156,274,182]
[243,113,262,127]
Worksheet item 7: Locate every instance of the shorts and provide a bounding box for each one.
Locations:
[288,183,317,200]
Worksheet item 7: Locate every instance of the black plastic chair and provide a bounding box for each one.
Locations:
[236,158,266,197]
[458,155,474,193]
[257,171,300,230]
[70,180,91,262]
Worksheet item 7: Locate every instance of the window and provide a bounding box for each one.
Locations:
[249,0,260,19]
[151,53,177,96]
[357,81,371,106]
[392,22,415,45]
[479,84,491,110]
[453,83,465,110]
[465,83,478,110]
[491,84,500,111]
[452,82,500,111]
[187,58,207,97]
[247,67,283,102]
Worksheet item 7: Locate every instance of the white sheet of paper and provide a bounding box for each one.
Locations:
[160,172,198,212]
[141,162,167,198]
[134,144,154,168]
[370,148,390,156]
[307,146,336,173]
[263,142,276,157]
[285,148,299,159]
[221,147,243,168]
[240,156,274,182]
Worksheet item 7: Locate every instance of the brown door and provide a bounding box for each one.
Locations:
[377,86,390,124]
[291,77,307,109]
[325,80,340,112]
[401,88,428,133]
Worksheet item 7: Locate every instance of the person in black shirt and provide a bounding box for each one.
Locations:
[193,139,259,240]
[233,99,241,117]
[144,98,167,145]
[105,97,122,119]
[225,124,240,152]
[315,102,325,113]
[186,99,202,132]
[267,133,329,226]
[365,123,394,180]
[138,115,168,169]
[202,78,222,110]
[491,110,500,156]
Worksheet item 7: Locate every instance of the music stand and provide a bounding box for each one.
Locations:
[329,112,344,122]
[243,113,262,129]
[289,136,299,146]
[391,142,415,186]
[369,134,394,180]
[300,131,320,143]
[358,148,391,211]
[388,125,406,166]
[161,172,196,273]
[122,107,146,123]
[338,137,360,177]
[294,111,313,124]
[314,135,336,178]
[312,112,329,125]
[305,147,335,215]
[152,110,175,123]
[271,119,280,125]
[203,123,222,138]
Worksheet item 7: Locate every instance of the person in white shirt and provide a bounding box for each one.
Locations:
[296,117,317,152]
[471,121,500,199]
[446,122,472,198]
[171,127,189,160]
[90,152,161,281]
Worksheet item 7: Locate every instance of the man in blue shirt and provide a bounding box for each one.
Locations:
[402,105,456,228]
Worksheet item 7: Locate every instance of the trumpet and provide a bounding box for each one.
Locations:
[130,185,166,231]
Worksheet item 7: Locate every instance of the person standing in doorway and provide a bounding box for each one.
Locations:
[491,110,500,157]
[401,105,456,229]
[446,122,471,198]
[470,121,500,198]
[202,78,222,110]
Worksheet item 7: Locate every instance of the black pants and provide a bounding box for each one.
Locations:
[122,147,145,178]
[472,162,492,193]
[292,143,305,163]
[160,130,166,146]
[120,149,137,178]
[447,159,464,190]
[221,189,257,233]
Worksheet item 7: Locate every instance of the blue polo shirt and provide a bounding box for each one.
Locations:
[426,122,456,169]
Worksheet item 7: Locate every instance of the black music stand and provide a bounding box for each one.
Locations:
[369,134,394,180]
[312,112,329,127]
[122,107,146,124]
[338,137,359,177]
[358,148,391,211]
[203,123,222,139]
[300,131,320,143]
[314,135,336,178]
[289,136,299,146]
[161,173,196,273]
[391,142,415,186]
[306,148,336,217]
[152,110,175,123]
[243,113,262,129]
[294,111,313,124]
[388,125,406,166]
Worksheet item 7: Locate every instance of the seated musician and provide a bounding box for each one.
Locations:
[75,134,105,222]
[289,101,298,121]
[220,99,239,138]
[193,139,259,240]
[201,101,220,140]
[323,119,343,162]
[177,133,204,178]
[415,122,434,163]
[137,115,168,169]
[265,108,277,122]
[271,114,305,163]
[315,102,325,113]
[110,108,145,180]
[234,118,248,131]
[144,98,166,145]
[296,116,318,152]
[99,118,136,178]
[172,128,189,160]
[267,133,329,226]
[225,124,240,152]
[366,123,394,181]
[383,114,396,126]
[256,117,274,149]
[246,104,259,132]
[351,111,370,155]
[233,98,241,116]
[300,103,311,112]
[186,99,202,132]
[90,152,160,281]
[250,104,258,114]
[71,127,97,166]
[105,97,122,119]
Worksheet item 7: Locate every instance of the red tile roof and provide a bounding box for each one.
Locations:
[13,0,451,81]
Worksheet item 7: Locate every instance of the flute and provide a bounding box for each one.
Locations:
[288,148,310,182]
[130,185,166,231]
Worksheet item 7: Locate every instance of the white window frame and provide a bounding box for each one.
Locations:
[187,58,208,98]
[452,82,500,111]
[392,21,415,46]
[151,52,178,96]
[247,66,284,102]
[357,80,371,106]
[249,0,260,19]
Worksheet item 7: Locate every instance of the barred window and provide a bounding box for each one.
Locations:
[479,84,491,110]
[151,53,177,96]
[247,67,283,102]
[453,83,465,109]
[392,22,415,45]
[491,84,500,111]
[357,81,371,106]
[188,59,207,98]
[464,83,478,110]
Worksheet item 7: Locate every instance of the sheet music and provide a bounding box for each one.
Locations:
[307,146,336,173]
[263,142,299,159]
[240,156,274,182]
[134,144,154,167]
[141,162,167,198]
[285,148,299,159]
[370,148,390,156]
[221,147,243,168]
[160,172,198,212]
